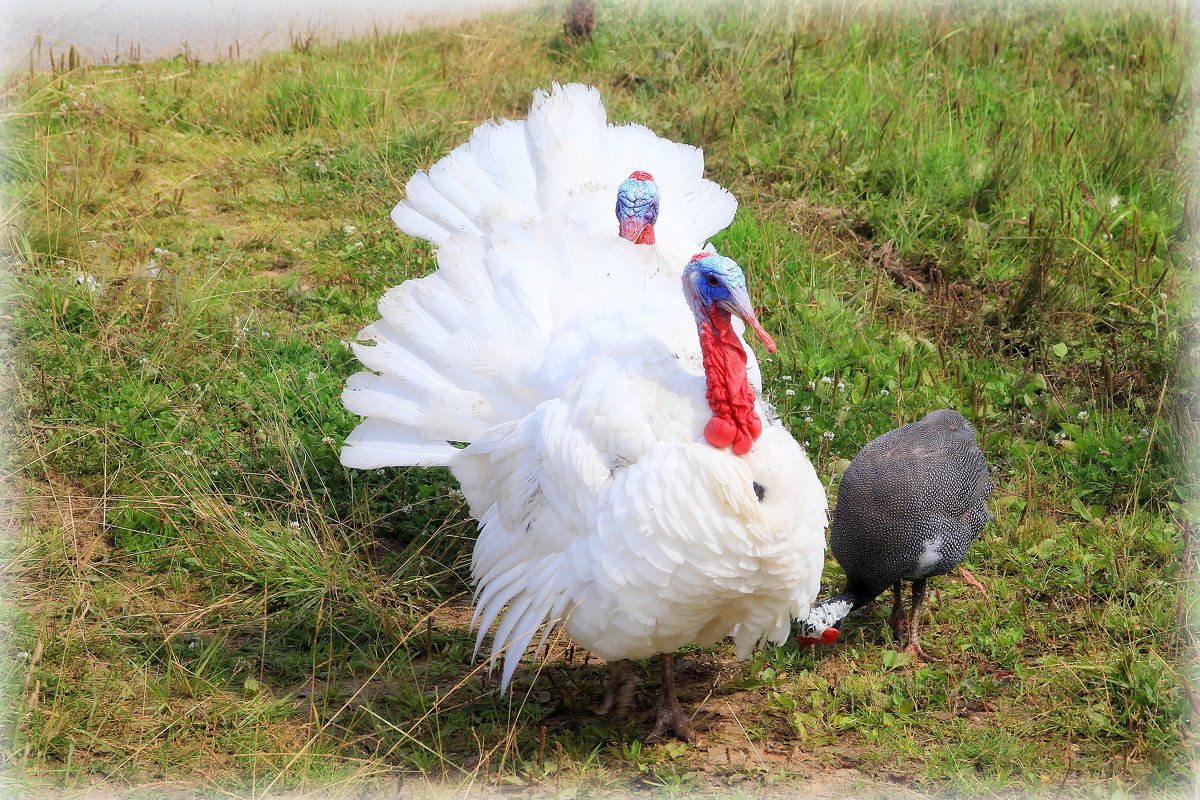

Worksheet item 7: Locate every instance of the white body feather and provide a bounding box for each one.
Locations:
[342,84,827,690]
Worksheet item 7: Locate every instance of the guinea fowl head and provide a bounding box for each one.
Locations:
[683,253,775,455]
[616,171,659,244]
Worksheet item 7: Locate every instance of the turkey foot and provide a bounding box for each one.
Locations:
[958,565,988,596]
[596,658,635,718]
[647,653,694,742]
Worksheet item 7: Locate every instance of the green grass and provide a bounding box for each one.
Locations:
[2,0,1195,797]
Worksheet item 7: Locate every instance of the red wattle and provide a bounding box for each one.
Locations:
[635,224,655,245]
[697,310,763,456]
[704,416,737,449]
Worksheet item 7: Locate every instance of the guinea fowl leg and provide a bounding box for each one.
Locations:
[889,581,907,643]
[648,653,694,742]
[901,578,930,660]
[596,659,635,717]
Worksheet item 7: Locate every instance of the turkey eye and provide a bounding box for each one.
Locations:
[705,274,721,287]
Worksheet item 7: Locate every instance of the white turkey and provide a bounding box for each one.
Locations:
[340,83,828,740]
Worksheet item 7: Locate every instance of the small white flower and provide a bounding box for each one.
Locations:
[802,405,812,412]
[820,376,833,385]
[16,651,29,660]
[306,372,316,382]
[765,357,774,363]
[880,389,890,396]
[400,504,414,514]
[238,371,246,378]
[804,416,813,423]
[182,449,194,456]
[321,436,335,446]
[836,382,845,391]
[785,389,796,396]
[807,381,816,391]
[1054,432,1067,440]
[75,273,101,293]
[1140,427,1150,436]
[802,440,810,448]
[1107,64,1115,70]
[1108,196,1120,209]
[1077,411,1089,420]
[343,225,357,234]
[354,241,364,248]
[1160,292,1168,300]
[139,357,150,365]
[152,247,173,256]
[288,520,300,529]
[191,383,200,390]
[926,72,935,78]
[781,375,793,381]
[822,431,835,440]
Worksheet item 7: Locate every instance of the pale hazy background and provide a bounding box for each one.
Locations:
[0,0,529,70]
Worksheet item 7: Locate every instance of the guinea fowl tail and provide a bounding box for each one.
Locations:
[340,83,737,470]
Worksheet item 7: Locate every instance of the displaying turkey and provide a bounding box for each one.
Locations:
[795,409,993,657]
[340,84,828,740]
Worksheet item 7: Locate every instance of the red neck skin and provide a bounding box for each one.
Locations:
[696,306,763,455]
[620,219,656,244]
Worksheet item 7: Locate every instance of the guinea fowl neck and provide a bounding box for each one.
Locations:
[694,304,763,456]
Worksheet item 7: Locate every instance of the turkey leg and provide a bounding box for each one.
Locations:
[648,653,694,742]
[596,658,635,717]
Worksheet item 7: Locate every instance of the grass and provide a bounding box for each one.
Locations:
[1,0,1196,796]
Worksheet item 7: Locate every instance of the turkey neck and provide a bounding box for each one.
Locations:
[695,306,762,456]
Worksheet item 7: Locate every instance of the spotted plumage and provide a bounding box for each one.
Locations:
[796,409,993,653]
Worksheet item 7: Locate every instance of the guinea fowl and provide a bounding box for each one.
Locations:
[340,84,828,740]
[795,409,993,657]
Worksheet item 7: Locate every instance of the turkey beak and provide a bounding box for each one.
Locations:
[720,287,777,354]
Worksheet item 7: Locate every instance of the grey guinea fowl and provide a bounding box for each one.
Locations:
[796,409,994,656]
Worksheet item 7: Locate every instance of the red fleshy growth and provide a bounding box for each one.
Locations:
[620,218,655,244]
[629,170,655,181]
[698,310,763,455]
[795,628,839,647]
